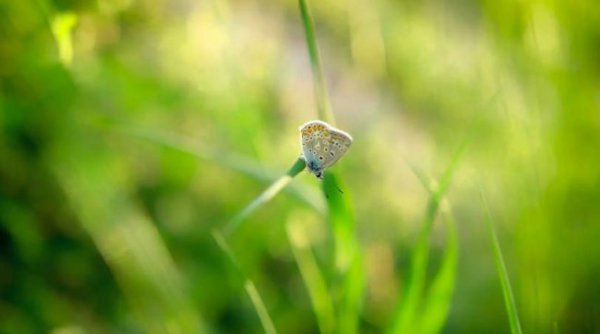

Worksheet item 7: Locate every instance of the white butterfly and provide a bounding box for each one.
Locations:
[299,120,353,179]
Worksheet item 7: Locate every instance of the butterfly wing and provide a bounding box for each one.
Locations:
[300,121,330,173]
[300,120,353,175]
[322,128,353,169]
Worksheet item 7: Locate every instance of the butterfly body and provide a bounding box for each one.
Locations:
[299,120,353,179]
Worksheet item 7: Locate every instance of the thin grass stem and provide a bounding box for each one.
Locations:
[298,0,335,125]
[286,220,336,334]
[480,188,523,334]
[211,230,277,334]
[222,157,306,235]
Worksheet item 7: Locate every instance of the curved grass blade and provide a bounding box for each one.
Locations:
[118,124,273,181]
[222,157,306,235]
[389,144,465,334]
[107,123,323,215]
[202,148,308,334]
[114,122,310,333]
[298,0,335,125]
[480,188,523,334]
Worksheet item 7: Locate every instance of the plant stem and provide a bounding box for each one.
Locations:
[298,0,335,125]
[222,157,307,235]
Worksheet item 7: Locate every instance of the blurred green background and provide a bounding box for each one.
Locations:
[1,0,600,333]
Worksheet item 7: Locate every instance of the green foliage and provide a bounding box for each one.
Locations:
[1,0,600,333]
[390,146,463,334]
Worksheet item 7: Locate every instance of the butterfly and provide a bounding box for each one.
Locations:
[299,120,353,179]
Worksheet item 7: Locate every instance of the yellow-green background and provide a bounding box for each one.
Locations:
[1,0,599,333]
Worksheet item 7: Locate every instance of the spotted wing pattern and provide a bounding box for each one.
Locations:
[322,128,353,168]
[299,120,352,175]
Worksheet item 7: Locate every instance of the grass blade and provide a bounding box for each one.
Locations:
[323,172,364,334]
[287,219,336,334]
[323,173,356,271]
[107,123,323,215]
[212,230,277,334]
[223,157,306,235]
[389,144,465,334]
[211,158,308,333]
[116,124,272,181]
[480,189,523,334]
[420,209,458,334]
[245,281,278,334]
[407,163,458,334]
[298,0,335,124]
[337,255,364,334]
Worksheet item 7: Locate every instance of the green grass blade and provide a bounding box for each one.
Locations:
[107,123,324,215]
[323,173,356,271]
[323,172,364,334]
[116,124,272,181]
[210,158,307,333]
[223,157,306,235]
[480,189,523,334]
[212,230,277,334]
[338,254,364,334]
[389,144,465,334]
[406,163,458,334]
[298,0,335,124]
[287,219,336,334]
[420,209,458,334]
[245,281,278,334]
